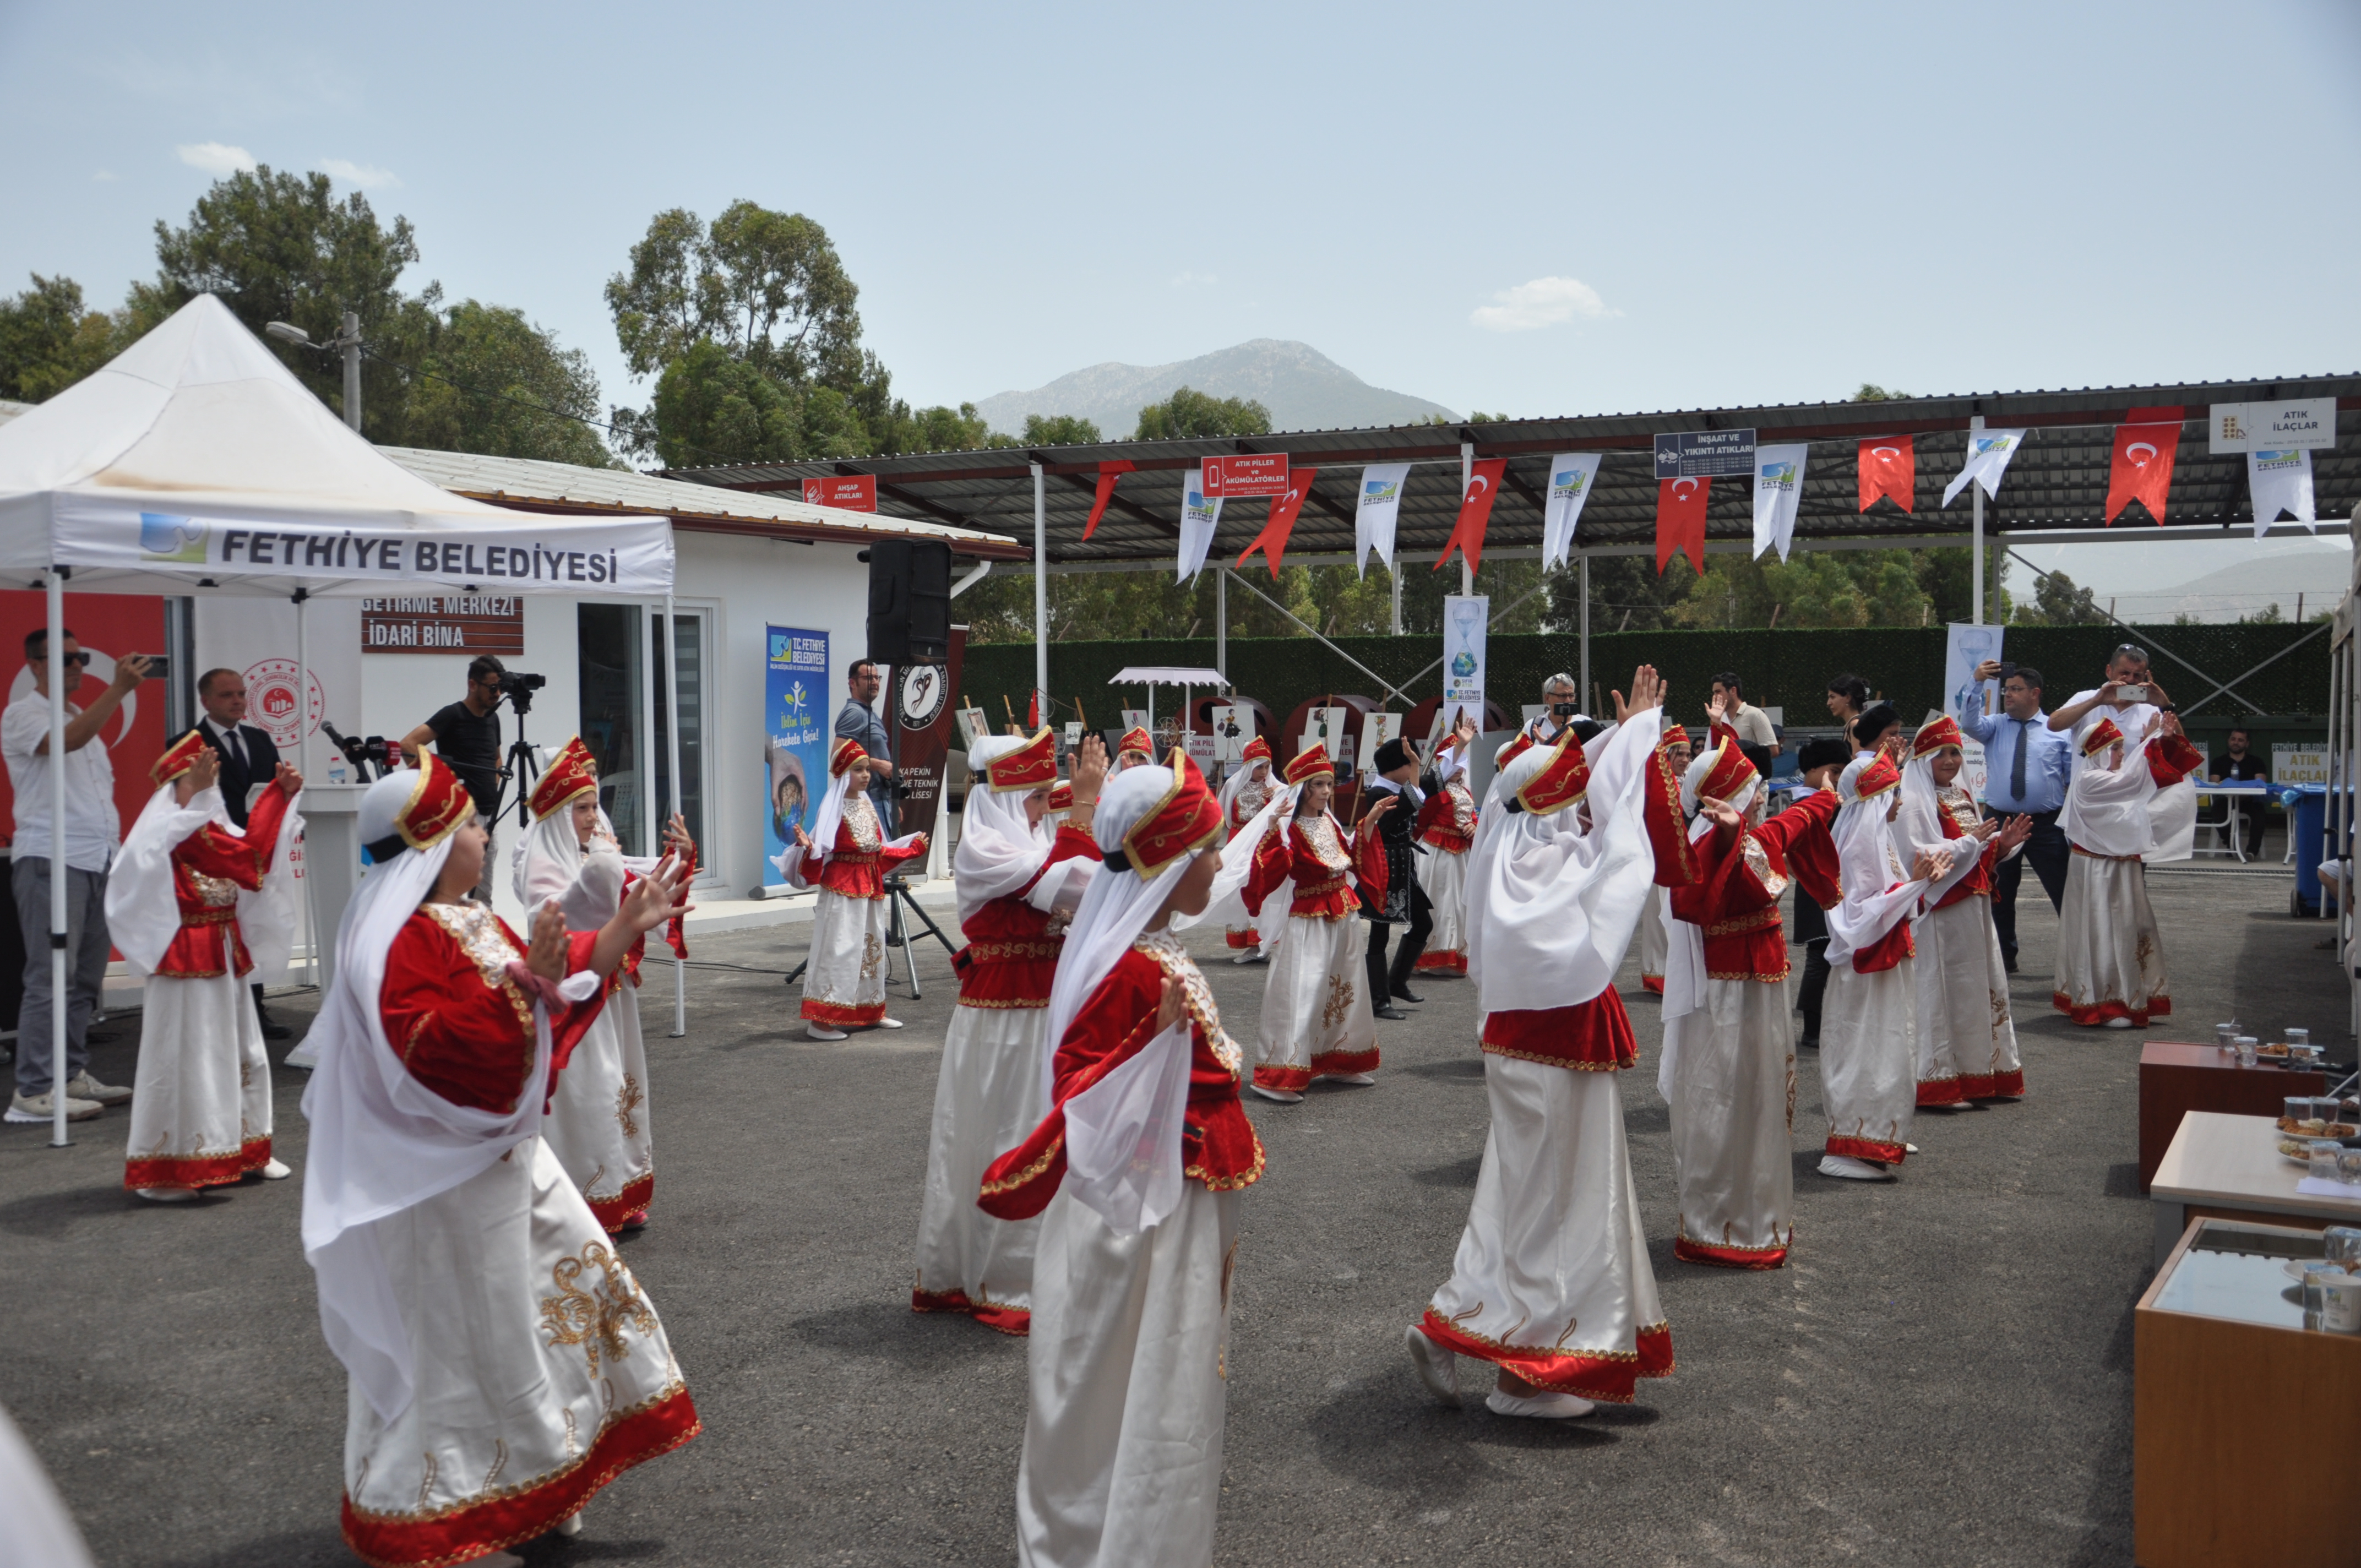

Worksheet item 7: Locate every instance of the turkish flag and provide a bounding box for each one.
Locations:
[1236,467,1316,578]
[1858,436,1916,513]
[1656,476,1710,577]
[1434,459,1506,574]
[2106,406,2184,524]
[1080,460,1135,540]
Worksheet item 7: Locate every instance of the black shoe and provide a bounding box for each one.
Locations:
[260,1020,292,1041]
[1374,1004,1409,1021]
[1390,984,1424,1004]
[2002,955,2019,974]
[1796,1036,1820,1051]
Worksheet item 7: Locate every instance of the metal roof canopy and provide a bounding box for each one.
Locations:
[660,375,2361,563]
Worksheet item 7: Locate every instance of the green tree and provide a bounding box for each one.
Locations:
[0,275,123,403]
[2013,567,2106,625]
[1131,386,1270,441]
[396,300,617,468]
[988,412,1102,448]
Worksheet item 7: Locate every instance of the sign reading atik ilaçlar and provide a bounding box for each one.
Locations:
[360,594,525,655]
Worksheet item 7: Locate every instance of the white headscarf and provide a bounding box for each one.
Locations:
[1216,753,1271,826]
[1464,715,1659,1018]
[2061,723,2168,858]
[1898,742,1981,907]
[1824,758,1938,969]
[512,797,645,932]
[300,769,598,1424]
[954,736,1054,924]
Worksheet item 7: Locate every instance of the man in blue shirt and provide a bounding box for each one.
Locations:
[1956,660,2073,973]
[834,659,898,835]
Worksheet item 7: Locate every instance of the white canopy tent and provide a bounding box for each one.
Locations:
[1107,665,1230,744]
[0,295,679,1146]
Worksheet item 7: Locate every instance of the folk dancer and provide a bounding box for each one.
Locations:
[1897,716,2030,1102]
[1635,725,1694,995]
[1412,727,1479,979]
[1114,725,1155,770]
[912,731,1104,1334]
[978,752,1263,1568]
[1362,725,1474,1018]
[300,755,698,1566]
[1217,736,1274,962]
[1656,732,1841,1267]
[2054,715,2201,1028]
[512,736,696,1232]
[1818,753,1947,1181]
[784,739,929,1041]
[1405,669,1674,1418]
[1240,743,1380,1102]
[107,730,302,1200]
[1043,777,1074,833]
[1787,737,1853,1050]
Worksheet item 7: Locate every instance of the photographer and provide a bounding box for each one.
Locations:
[398,654,510,903]
[1527,671,1580,744]
[835,659,897,835]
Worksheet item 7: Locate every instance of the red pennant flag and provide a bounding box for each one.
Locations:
[1080,460,1135,540]
[1655,476,1710,577]
[1857,436,1916,513]
[2105,406,2184,525]
[1434,458,1506,574]
[1236,466,1317,578]
[1026,690,1040,728]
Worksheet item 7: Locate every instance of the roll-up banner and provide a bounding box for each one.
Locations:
[893,627,965,851]
[763,624,831,891]
[1443,594,1488,731]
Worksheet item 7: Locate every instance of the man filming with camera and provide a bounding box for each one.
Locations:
[398,654,515,903]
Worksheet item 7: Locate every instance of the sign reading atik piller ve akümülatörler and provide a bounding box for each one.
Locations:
[359,595,525,655]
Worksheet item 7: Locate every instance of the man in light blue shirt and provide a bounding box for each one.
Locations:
[1955,660,2073,973]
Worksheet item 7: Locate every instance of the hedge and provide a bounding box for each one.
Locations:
[959,621,2331,736]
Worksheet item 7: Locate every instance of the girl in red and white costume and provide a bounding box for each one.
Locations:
[1406,668,1675,1419]
[1818,753,1948,1182]
[513,734,695,1232]
[784,738,928,1039]
[1240,742,1382,1101]
[911,729,1104,1334]
[1217,735,1274,961]
[1412,736,1477,977]
[1897,715,2031,1102]
[108,729,303,1200]
[979,750,1261,1568]
[2054,714,2202,1028]
[1114,724,1155,771]
[300,754,698,1567]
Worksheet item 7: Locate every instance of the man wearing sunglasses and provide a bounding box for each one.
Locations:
[2,628,148,1124]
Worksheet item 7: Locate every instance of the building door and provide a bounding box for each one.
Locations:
[576,601,713,872]
[651,605,711,879]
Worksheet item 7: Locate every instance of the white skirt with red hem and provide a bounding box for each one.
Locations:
[913,1002,1049,1332]
[123,971,271,1191]
[1821,961,1917,1163]
[2054,852,2169,1028]
[542,979,655,1231]
[1667,977,1794,1267]
[1253,913,1377,1091]
[801,888,890,1027]
[1913,896,2023,1102]
[1415,845,1470,973]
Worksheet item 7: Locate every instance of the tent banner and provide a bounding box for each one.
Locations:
[52,497,674,595]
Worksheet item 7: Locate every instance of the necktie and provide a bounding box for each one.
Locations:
[2010,718,2030,801]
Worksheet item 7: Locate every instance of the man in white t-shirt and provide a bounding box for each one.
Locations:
[2047,643,2167,759]
[3,629,146,1124]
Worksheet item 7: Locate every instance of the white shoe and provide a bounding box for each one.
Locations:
[135,1187,199,1203]
[7,1091,101,1124]
[1486,1389,1595,1420]
[806,1023,848,1042]
[1818,1154,1892,1182]
[1334,1072,1377,1086]
[552,1508,585,1538]
[1248,1083,1303,1104]
[1406,1326,1459,1406]
[64,1071,131,1107]
[875,1017,905,1030]
[2104,1016,2134,1030]
[1232,951,1257,966]
[255,1158,292,1180]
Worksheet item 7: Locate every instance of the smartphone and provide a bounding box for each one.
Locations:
[143,654,169,680]
[2116,683,2149,704]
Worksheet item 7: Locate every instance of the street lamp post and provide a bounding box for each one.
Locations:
[264,311,364,432]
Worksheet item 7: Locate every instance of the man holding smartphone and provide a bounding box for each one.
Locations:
[2047,644,2167,761]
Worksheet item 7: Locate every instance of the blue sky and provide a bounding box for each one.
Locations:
[5,0,2357,596]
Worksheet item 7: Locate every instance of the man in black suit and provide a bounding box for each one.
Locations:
[195,667,289,1039]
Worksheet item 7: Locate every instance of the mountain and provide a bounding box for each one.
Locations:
[972,340,1456,440]
[2107,545,2348,624]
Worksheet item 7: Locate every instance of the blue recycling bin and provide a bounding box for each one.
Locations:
[2288,785,2350,915]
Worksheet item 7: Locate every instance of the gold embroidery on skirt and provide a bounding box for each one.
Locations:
[416,1451,438,1511]
[539,1243,656,1378]
[617,1074,644,1137]
[477,1439,507,1498]
[861,932,885,979]
[1322,973,1354,1028]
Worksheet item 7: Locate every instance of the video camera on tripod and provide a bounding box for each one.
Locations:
[493,670,546,713]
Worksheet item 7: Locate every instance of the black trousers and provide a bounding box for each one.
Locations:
[1797,938,1830,1043]
[1364,879,1434,1004]
[1991,809,2070,962]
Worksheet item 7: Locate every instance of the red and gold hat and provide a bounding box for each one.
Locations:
[1912,714,1965,758]
[1117,725,1154,760]
[1515,733,1592,815]
[1494,732,1536,773]
[151,728,210,786]
[2080,717,2125,756]
[986,727,1058,792]
[396,751,475,851]
[830,738,869,777]
[529,735,599,819]
[1692,738,1760,804]
[1853,752,1903,799]
[1047,778,1074,812]
[1116,748,1224,877]
[1284,743,1335,786]
[1241,734,1272,765]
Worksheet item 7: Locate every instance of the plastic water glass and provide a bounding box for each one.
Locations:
[2309,1140,2344,1181]
[2342,1148,2361,1187]
[2325,1226,2361,1268]
[2315,1097,2347,1131]
[2216,1022,2240,1056]
[2288,1095,2316,1128]
[2236,1036,2259,1069]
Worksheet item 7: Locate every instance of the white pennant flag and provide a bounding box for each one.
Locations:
[1943,428,2027,508]
[1176,467,1222,583]
[1353,463,1412,577]
[1751,443,1808,562]
[2248,447,2316,537]
[1541,453,1602,570]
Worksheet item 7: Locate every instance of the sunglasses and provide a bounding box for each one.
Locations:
[46,652,90,667]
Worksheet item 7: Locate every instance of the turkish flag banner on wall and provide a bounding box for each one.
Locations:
[1236,467,1317,578]
[1857,436,1916,513]
[1435,459,1506,574]
[2106,406,2184,524]
[1080,461,1136,540]
[1656,476,1711,577]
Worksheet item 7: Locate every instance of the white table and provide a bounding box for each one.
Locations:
[2190,781,2273,863]
[2148,1110,2361,1265]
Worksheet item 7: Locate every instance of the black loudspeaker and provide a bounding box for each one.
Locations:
[865,538,953,665]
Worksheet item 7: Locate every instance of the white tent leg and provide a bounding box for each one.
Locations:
[296,589,317,987]
[1579,553,1591,715]
[1031,464,1047,720]
[664,594,686,1039]
[46,568,67,1147]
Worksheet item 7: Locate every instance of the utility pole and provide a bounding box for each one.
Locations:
[341,311,361,432]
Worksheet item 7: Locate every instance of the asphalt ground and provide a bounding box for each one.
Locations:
[2,864,2347,1568]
